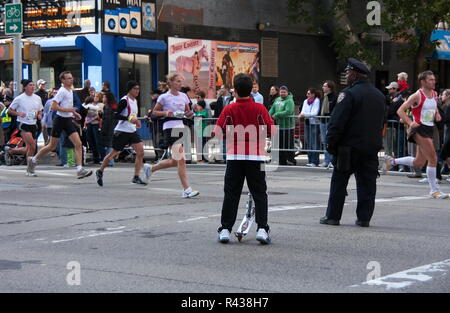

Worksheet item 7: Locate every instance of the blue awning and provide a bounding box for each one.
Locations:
[430,30,450,60]
[33,35,86,51]
[115,37,167,54]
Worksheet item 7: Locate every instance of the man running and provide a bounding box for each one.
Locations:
[8,80,43,176]
[27,71,92,179]
[95,81,148,186]
[384,70,448,199]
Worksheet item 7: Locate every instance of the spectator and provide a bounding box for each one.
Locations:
[99,92,117,166]
[266,85,279,111]
[0,95,15,145]
[251,82,264,104]
[269,85,296,165]
[89,87,96,98]
[194,90,209,163]
[102,81,111,93]
[42,88,58,145]
[77,79,91,104]
[319,80,336,168]
[83,93,103,164]
[35,79,48,143]
[386,81,407,171]
[299,88,321,167]
[211,85,233,119]
[397,72,410,96]
[440,89,450,181]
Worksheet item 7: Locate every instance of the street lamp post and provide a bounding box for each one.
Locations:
[13,0,22,97]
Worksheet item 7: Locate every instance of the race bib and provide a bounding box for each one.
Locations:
[421,109,435,123]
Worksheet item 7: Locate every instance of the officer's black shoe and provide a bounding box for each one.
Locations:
[355,220,370,227]
[320,216,340,226]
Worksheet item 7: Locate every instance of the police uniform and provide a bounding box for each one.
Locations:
[320,58,385,227]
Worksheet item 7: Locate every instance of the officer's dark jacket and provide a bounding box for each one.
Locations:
[327,78,385,155]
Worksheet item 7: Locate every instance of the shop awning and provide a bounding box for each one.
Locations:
[33,35,86,51]
[431,30,450,60]
[115,37,167,54]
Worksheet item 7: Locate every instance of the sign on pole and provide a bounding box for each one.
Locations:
[5,3,23,35]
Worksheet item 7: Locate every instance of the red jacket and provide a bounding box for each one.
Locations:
[213,97,275,161]
[397,80,410,93]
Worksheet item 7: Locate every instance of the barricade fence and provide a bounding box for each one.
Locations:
[136,116,408,164]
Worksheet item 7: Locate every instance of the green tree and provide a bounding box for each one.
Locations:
[287,0,450,86]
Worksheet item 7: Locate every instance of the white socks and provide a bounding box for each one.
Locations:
[393,157,414,167]
[31,156,37,163]
[426,167,439,193]
[76,165,82,172]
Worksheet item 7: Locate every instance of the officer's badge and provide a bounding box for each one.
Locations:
[337,92,345,103]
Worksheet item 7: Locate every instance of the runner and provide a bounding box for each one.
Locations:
[146,73,199,198]
[27,71,92,179]
[7,80,43,176]
[95,81,148,186]
[384,71,448,199]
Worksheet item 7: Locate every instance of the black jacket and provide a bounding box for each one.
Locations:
[211,95,234,118]
[100,105,116,148]
[327,78,386,155]
[35,89,48,107]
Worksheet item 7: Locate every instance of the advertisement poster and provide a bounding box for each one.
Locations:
[168,37,260,99]
[142,1,156,32]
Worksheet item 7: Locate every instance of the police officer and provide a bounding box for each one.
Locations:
[320,58,385,227]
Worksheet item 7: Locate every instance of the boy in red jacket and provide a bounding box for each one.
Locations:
[214,74,275,244]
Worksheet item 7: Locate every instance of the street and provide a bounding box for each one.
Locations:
[0,164,449,293]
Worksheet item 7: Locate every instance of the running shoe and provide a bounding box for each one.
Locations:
[382,156,393,174]
[132,176,147,185]
[77,168,93,179]
[96,170,103,187]
[419,178,441,184]
[218,228,230,243]
[447,177,450,183]
[256,228,271,245]
[182,187,200,198]
[430,191,449,199]
[27,157,36,175]
[143,163,153,183]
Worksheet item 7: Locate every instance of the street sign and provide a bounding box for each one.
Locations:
[5,3,23,35]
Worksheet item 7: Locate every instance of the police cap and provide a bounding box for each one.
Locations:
[345,58,370,75]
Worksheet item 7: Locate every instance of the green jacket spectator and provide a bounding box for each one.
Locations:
[269,93,295,129]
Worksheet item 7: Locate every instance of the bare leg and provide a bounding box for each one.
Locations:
[68,132,83,167]
[131,142,144,177]
[34,136,59,160]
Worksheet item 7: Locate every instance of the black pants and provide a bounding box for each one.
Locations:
[326,151,378,222]
[279,129,295,165]
[220,160,269,232]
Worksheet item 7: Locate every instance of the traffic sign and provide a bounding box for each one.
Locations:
[5,3,23,35]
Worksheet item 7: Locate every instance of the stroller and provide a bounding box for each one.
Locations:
[1,128,27,166]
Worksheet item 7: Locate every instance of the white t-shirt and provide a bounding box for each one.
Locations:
[53,87,74,118]
[157,92,190,130]
[9,93,43,125]
[115,96,139,133]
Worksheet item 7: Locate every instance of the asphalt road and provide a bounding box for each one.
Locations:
[0,163,449,293]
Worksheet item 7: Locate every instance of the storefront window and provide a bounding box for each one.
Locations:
[118,52,152,115]
[39,51,83,89]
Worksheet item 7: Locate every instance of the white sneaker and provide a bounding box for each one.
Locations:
[447,177,450,182]
[430,191,449,199]
[306,163,317,167]
[256,228,271,245]
[218,229,230,243]
[143,163,153,183]
[182,187,199,198]
[319,162,328,167]
[327,163,334,169]
[419,178,441,184]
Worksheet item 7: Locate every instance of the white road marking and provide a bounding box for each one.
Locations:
[351,259,450,290]
[0,168,73,177]
[52,230,124,243]
[176,195,431,223]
